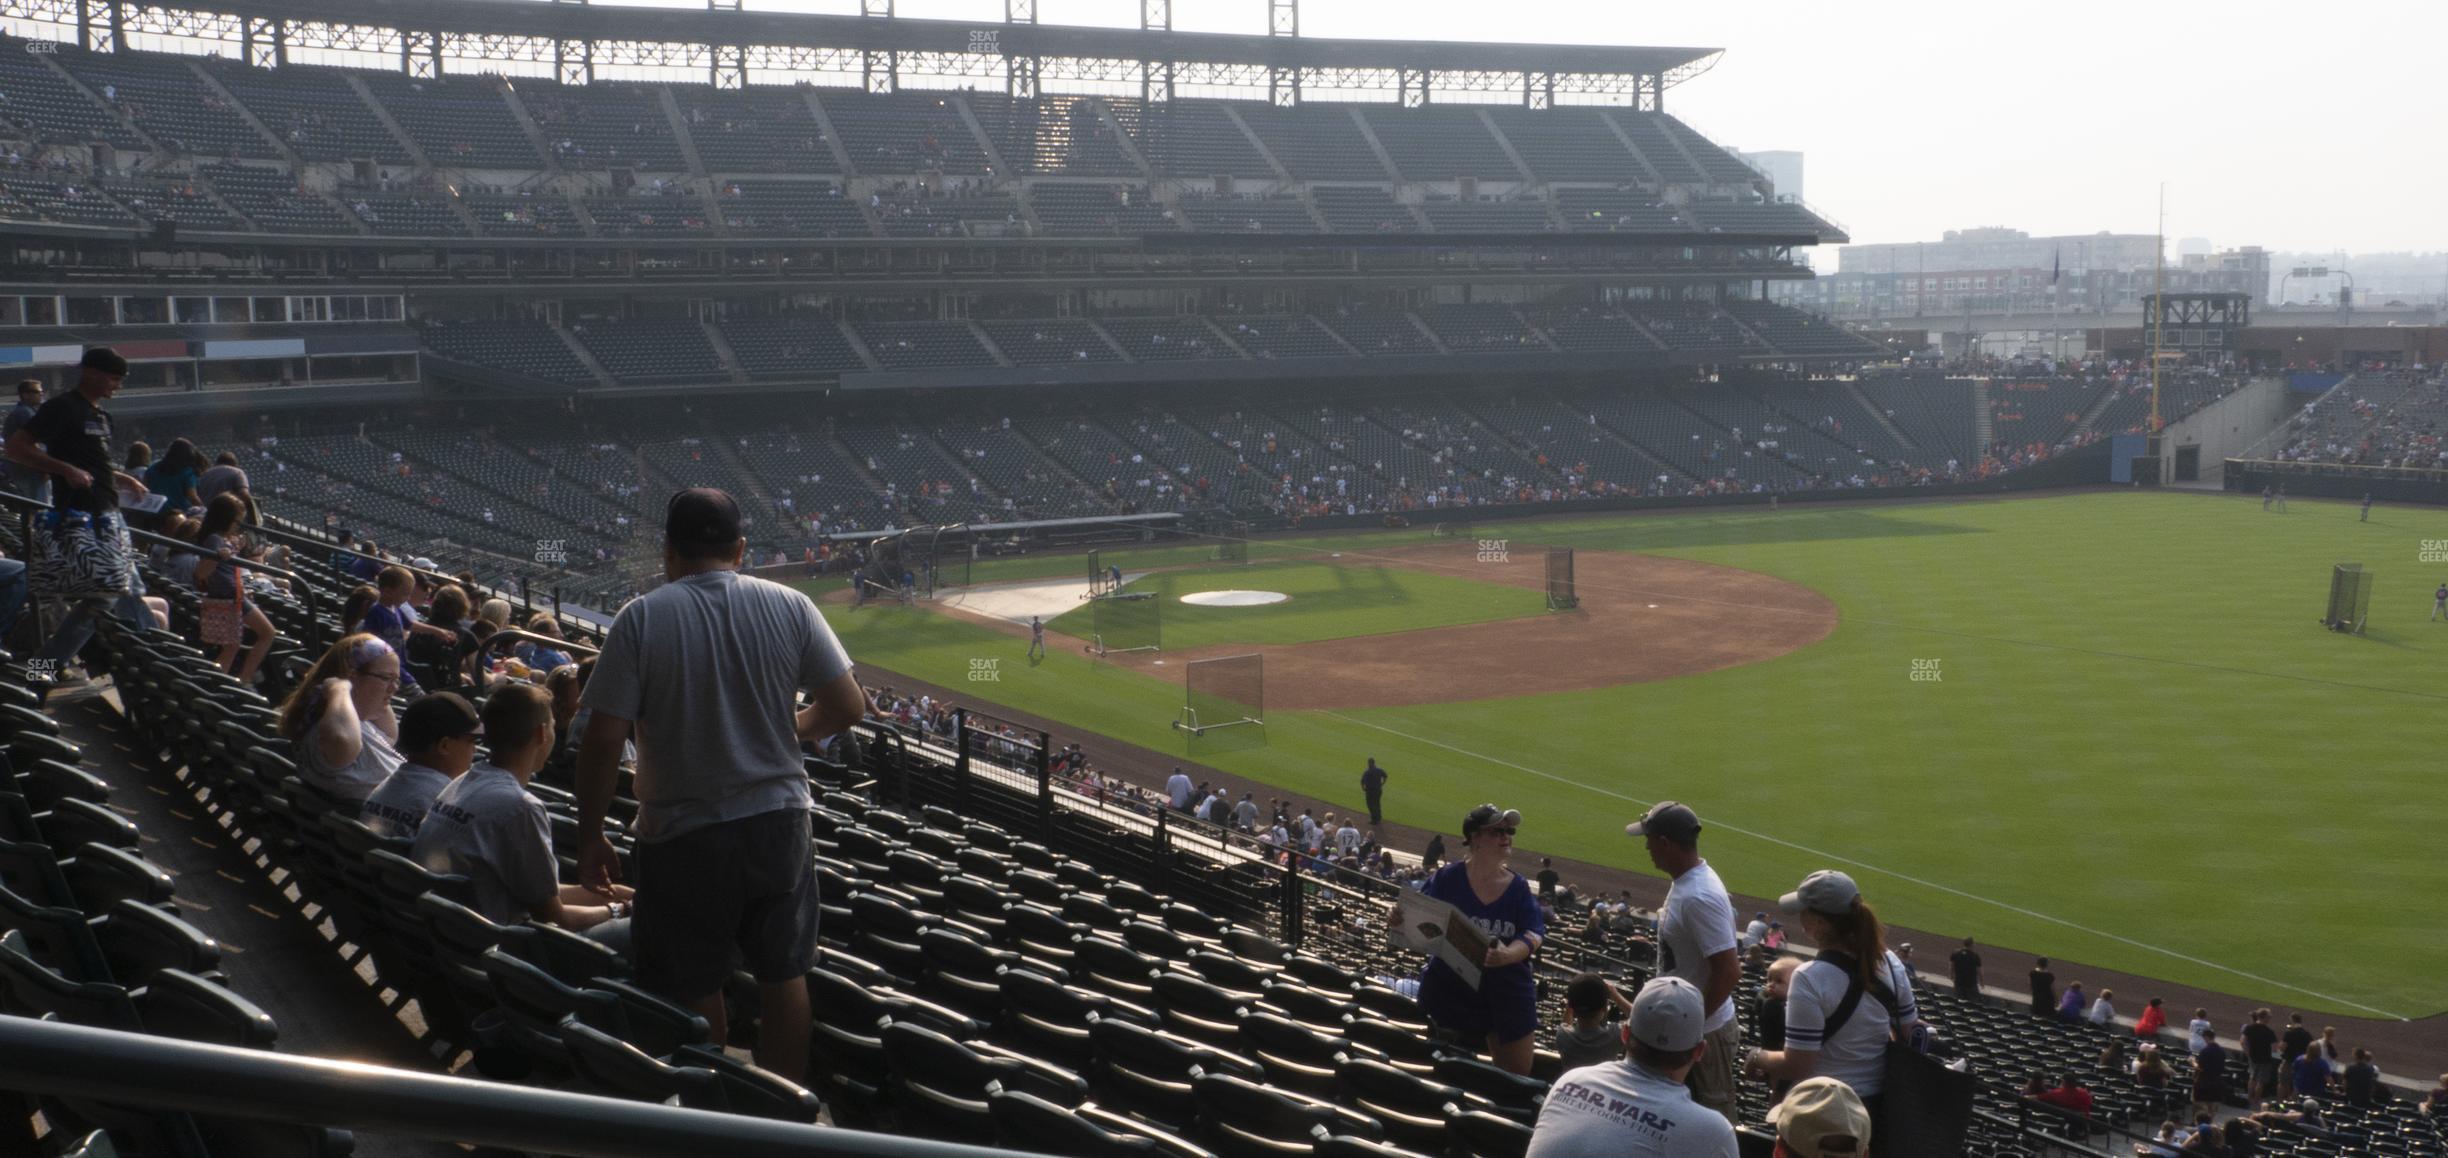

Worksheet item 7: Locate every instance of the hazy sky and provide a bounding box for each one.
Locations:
[663,0,2444,254]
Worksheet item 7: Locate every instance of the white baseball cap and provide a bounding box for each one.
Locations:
[1627,976,1706,1052]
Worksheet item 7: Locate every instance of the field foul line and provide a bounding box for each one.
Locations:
[1318,710,2408,1021]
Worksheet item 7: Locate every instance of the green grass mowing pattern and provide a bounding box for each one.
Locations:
[1041,560,1546,650]
[814,492,2448,1017]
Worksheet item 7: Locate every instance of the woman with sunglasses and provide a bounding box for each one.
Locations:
[277,633,405,803]
[1397,802,1544,1074]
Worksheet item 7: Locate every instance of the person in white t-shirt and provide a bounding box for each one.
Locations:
[1525,976,1738,1158]
[1748,870,1923,1129]
[1334,819,1362,857]
[1626,800,1742,1125]
[1166,767,1193,810]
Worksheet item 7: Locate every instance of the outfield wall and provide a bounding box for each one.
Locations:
[2223,462,2448,505]
[1282,440,2119,534]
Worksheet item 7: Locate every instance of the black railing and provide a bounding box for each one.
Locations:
[0,1016,1035,1158]
[0,491,319,623]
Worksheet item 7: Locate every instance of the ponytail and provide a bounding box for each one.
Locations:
[1823,897,1889,992]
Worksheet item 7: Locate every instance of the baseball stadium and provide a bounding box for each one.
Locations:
[0,0,2436,1154]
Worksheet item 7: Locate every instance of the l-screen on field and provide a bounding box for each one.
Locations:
[809,491,2448,1018]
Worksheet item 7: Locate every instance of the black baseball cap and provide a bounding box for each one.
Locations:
[665,487,743,550]
[1463,802,1521,839]
[397,692,482,754]
[80,347,127,375]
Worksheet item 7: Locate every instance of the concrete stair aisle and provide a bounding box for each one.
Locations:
[184,61,299,169]
[1093,98,1157,182]
[1592,109,1669,187]
[1217,104,1293,182]
[1842,380,1921,452]
[2068,379,2124,440]
[700,319,749,382]
[1342,106,1405,185]
[966,319,1015,368]
[554,322,617,388]
[40,690,463,1157]
[495,78,562,174]
[34,51,167,155]
[1551,390,1705,489]
[1004,421,1120,512]
[343,73,433,170]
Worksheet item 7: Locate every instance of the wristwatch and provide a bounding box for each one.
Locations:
[607,900,631,920]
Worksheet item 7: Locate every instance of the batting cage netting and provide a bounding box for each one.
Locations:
[2326,563,2374,634]
[1213,523,1251,564]
[1089,591,1161,655]
[1546,546,1578,611]
[858,524,967,602]
[1087,550,1119,598]
[1174,653,1265,736]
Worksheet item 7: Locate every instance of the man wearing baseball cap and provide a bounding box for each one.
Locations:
[572,487,869,1084]
[1627,800,1743,1124]
[1525,976,1737,1158]
[1768,1077,1872,1157]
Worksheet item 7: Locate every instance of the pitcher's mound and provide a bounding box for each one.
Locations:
[1180,590,1290,607]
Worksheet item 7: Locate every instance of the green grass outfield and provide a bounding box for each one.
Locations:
[1042,559,1546,650]
[807,491,2448,1018]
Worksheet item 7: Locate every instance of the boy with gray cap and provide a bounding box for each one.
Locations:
[1527,975,1738,1158]
[1627,800,1743,1124]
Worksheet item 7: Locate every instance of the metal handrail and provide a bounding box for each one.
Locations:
[249,513,605,643]
[475,625,601,660]
[0,490,318,622]
[126,522,320,623]
[0,1016,1033,1158]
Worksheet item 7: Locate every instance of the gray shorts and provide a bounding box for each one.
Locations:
[1686,1019,1741,1124]
[633,806,821,1000]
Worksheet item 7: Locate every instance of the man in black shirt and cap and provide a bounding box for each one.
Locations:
[5,348,153,679]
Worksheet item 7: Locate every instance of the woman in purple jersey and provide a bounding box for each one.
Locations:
[1401,802,1545,1074]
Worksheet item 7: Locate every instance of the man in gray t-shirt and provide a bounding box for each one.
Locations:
[360,692,481,839]
[575,487,866,1085]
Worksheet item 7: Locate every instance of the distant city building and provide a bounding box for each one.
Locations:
[1837,227,2161,278]
[2267,251,2448,306]
[1777,244,2268,320]
[1736,150,1804,201]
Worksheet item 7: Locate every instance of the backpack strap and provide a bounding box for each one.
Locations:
[1817,950,1905,1042]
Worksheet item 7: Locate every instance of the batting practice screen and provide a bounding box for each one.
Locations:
[1175,653,1265,735]
[1546,547,1578,611]
[1087,550,1118,598]
[1090,592,1161,655]
[1214,524,1250,564]
[2326,563,2374,633]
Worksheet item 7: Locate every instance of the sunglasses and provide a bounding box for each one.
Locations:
[1480,827,1516,839]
